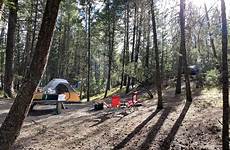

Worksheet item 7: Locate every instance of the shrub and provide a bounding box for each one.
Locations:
[205,69,220,86]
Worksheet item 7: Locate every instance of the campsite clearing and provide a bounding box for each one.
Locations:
[0,87,222,150]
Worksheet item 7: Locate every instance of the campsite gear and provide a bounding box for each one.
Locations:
[32,78,80,102]
[132,91,138,102]
[103,96,121,108]
[31,79,80,113]
[94,103,104,110]
[126,91,142,107]
[103,102,111,108]
[111,96,121,108]
[188,65,199,75]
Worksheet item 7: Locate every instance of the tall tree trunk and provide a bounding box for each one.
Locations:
[130,2,137,87]
[29,0,39,65]
[131,4,143,87]
[87,1,91,102]
[220,0,229,149]
[180,0,192,102]
[104,0,111,98]
[104,0,116,98]
[0,0,61,149]
[15,23,20,76]
[120,37,126,89]
[145,10,150,72]
[204,4,217,60]
[150,0,163,109]
[22,18,32,76]
[161,31,164,81]
[0,0,4,21]
[4,0,18,98]
[134,6,143,70]
[175,48,182,94]
[0,27,4,73]
[125,0,130,94]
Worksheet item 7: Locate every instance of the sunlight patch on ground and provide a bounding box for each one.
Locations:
[81,87,125,102]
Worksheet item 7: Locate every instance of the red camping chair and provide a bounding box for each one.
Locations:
[111,95,121,108]
[126,91,140,107]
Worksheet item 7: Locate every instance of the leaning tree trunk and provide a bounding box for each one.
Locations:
[220,0,229,149]
[4,0,18,98]
[180,0,192,102]
[150,0,163,109]
[0,0,61,149]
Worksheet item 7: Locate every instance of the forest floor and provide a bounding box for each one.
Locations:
[0,85,223,150]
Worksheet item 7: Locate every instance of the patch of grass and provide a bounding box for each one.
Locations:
[0,90,4,97]
[90,87,125,101]
[194,87,222,108]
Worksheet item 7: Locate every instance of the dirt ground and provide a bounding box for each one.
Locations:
[0,86,223,150]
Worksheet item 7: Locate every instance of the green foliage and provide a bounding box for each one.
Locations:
[205,69,220,86]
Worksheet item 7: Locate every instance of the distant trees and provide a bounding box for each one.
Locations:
[0,0,228,104]
[0,0,229,147]
[204,3,217,60]
[220,0,229,149]
[0,0,61,149]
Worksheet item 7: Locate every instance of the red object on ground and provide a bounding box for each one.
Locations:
[111,96,121,108]
[127,99,134,107]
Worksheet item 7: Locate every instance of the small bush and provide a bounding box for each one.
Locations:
[205,69,220,86]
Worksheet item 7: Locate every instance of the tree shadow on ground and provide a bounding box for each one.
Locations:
[28,109,56,116]
[90,113,111,127]
[138,86,201,150]
[0,113,8,124]
[160,101,192,150]
[138,107,172,150]
[113,108,161,150]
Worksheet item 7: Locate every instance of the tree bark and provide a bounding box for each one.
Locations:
[0,27,5,73]
[220,0,229,149]
[0,0,4,21]
[4,0,18,98]
[104,0,111,98]
[30,0,39,64]
[120,36,126,89]
[104,0,116,98]
[125,0,130,94]
[145,10,151,71]
[150,0,163,109]
[180,0,192,102]
[130,2,137,87]
[0,0,61,149]
[22,18,32,75]
[87,1,91,102]
[175,49,182,94]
